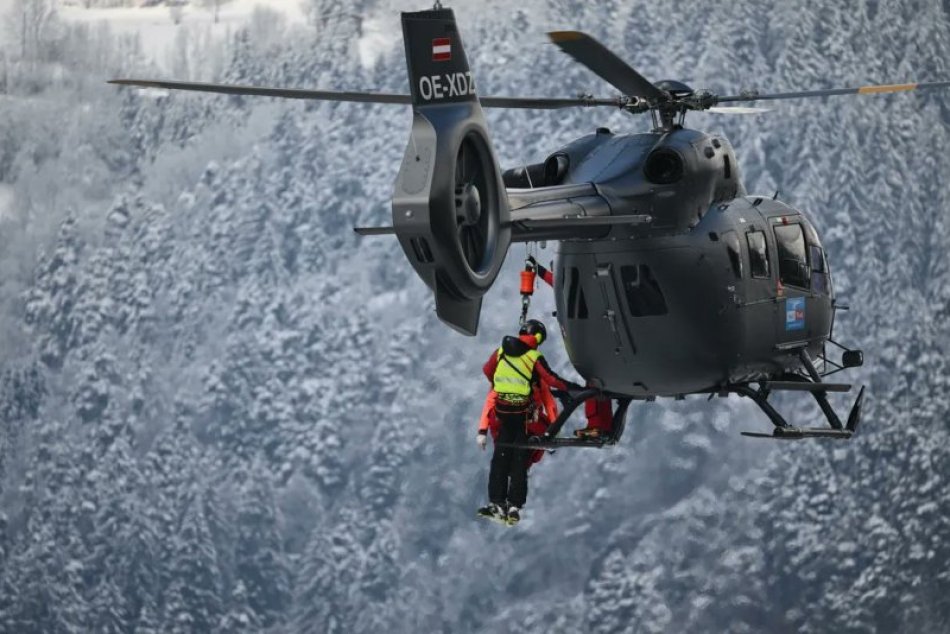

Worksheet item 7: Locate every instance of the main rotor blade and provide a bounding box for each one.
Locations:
[547,31,668,103]
[481,95,620,109]
[718,81,950,104]
[108,79,620,110]
[110,79,413,103]
[706,106,771,114]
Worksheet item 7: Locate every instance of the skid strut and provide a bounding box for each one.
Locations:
[498,389,633,450]
[734,354,865,440]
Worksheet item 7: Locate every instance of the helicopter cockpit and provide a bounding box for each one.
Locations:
[756,205,834,299]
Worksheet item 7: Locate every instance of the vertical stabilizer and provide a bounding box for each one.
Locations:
[391,8,511,336]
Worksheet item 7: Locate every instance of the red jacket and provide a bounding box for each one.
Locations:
[536,263,554,287]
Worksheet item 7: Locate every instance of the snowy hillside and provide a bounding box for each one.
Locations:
[0,0,949,632]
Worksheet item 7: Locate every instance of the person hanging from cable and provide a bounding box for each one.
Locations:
[476,319,581,525]
[476,375,559,474]
[526,255,616,439]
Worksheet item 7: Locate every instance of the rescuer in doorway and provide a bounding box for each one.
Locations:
[527,256,616,439]
[476,319,580,524]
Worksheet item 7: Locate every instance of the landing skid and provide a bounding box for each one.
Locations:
[499,435,617,450]
[497,349,865,448]
[497,389,632,451]
[732,350,865,441]
[740,428,853,440]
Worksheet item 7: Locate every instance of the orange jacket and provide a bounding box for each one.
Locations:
[478,384,557,434]
[478,385,558,467]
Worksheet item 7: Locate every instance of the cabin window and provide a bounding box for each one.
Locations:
[566,267,578,318]
[723,231,743,279]
[565,267,588,319]
[621,265,668,316]
[747,230,770,278]
[774,223,809,288]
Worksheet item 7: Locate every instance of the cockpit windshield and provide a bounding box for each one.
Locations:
[774,223,809,288]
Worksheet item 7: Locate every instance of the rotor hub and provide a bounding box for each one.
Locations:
[456,182,482,226]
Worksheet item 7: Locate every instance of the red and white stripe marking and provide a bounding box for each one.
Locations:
[432,37,452,62]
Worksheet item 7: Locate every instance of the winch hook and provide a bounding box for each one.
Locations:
[519,257,537,326]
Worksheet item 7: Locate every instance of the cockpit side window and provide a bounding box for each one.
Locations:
[773,223,809,288]
[809,245,829,293]
[802,221,831,294]
[723,231,743,279]
[802,220,823,250]
[809,245,825,273]
[747,230,770,279]
[565,267,589,319]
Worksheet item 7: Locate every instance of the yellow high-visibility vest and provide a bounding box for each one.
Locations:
[492,348,541,397]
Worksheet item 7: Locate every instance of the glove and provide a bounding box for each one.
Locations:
[527,255,550,278]
[476,432,488,450]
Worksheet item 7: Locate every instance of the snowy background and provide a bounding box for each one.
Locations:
[0,0,949,632]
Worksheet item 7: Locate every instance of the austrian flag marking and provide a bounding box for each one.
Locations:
[432,37,452,62]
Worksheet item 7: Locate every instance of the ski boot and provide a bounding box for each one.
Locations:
[477,503,507,524]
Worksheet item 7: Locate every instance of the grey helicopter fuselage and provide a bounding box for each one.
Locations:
[504,127,834,397]
[110,5,890,439]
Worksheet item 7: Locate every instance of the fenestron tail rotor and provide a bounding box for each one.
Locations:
[453,134,497,275]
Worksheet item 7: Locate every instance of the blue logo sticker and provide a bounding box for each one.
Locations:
[786,297,805,331]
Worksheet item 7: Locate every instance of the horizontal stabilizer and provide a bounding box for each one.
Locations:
[511,214,652,230]
[354,226,397,236]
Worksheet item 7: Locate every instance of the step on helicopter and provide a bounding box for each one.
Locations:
[110,5,950,448]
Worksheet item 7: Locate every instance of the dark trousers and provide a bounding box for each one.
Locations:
[488,409,529,508]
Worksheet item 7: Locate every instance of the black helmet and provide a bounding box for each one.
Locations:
[520,319,547,345]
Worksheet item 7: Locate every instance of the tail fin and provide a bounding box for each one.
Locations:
[391,8,511,336]
[402,8,479,107]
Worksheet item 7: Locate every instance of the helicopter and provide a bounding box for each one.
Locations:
[110,6,950,448]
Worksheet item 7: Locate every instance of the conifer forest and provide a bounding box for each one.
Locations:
[0,0,948,632]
